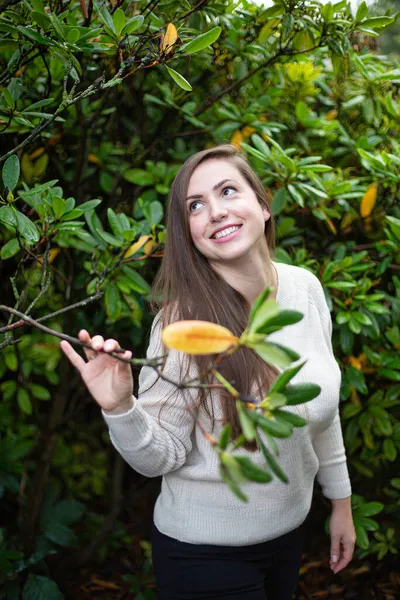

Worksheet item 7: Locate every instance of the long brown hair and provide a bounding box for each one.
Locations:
[151,145,277,450]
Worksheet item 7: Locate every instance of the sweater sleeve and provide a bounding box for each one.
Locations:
[102,316,196,477]
[310,276,352,499]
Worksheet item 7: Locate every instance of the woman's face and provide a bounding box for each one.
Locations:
[186,158,270,265]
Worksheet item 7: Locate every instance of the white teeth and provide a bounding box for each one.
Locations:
[213,226,241,240]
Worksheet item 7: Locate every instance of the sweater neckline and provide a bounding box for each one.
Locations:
[271,260,282,304]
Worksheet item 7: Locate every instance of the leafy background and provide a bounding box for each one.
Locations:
[0,0,399,598]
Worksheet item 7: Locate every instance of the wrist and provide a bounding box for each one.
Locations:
[331,496,352,512]
[104,396,134,415]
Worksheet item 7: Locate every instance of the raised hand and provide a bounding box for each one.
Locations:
[60,330,134,414]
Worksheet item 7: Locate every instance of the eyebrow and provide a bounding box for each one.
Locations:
[186,179,238,202]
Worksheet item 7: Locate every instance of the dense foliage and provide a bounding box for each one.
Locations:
[0,0,399,596]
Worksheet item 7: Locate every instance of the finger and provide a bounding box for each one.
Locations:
[330,535,340,567]
[104,338,120,352]
[60,340,86,373]
[78,330,96,360]
[91,335,104,351]
[331,543,354,574]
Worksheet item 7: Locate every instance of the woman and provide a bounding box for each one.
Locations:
[60,145,356,600]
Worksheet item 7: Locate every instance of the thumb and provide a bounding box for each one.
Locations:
[330,535,340,564]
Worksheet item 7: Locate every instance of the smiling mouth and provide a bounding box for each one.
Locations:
[211,225,242,240]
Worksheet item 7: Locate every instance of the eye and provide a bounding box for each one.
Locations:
[222,186,237,196]
[189,200,203,213]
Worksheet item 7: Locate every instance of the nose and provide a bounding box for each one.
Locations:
[209,199,228,222]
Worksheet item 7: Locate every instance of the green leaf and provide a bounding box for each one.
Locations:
[17,25,55,45]
[61,209,83,221]
[357,501,384,517]
[123,169,154,186]
[2,155,20,192]
[269,361,306,395]
[256,433,288,483]
[96,3,115,34]
[220,463,248,502]
[382,439,397,462]
[67,29,80,44]
[326,281,356,290]
[17,388,32,414]
[105,284,121,320]
[353,312,372,326]
[271,189,288,216]
[249,341,299,369]
[15,210,40,242]
[360,16,394,29]
[107,208,123,237]
[248,287,273,327]
[121,265,150,294]
[284,383,321,405]
[31,0,45,13]
[96,228,123,247]
[52,196,66,219]
[266,392,287,410]
[274,409,308,428]
[235,456,272,483]
[1,238,21,259]
[143,200,163,226]
[386,216,400,240]
[165,66,192,91]
[113,8,126,37]
[218,424,232,450]
[181,26,222,55]
[237,403,256,441]
[121,15,144,35]
[248,299,280,333]
[3,88,15,109]
[42,521,77,546]
[251,411,292,438]
[22,574,64,600]
[287,184,304,207]
[0,205,17,227]
[30,384,51,401]
[252,310,303,335]
[78,199,102,212]
[356,1,368,22]
[354,523,369,549]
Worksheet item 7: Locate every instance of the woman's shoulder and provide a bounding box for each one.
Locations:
[273,261,325,305]
[274,261,321,287]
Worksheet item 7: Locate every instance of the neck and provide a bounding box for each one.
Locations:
[209,246,277,306]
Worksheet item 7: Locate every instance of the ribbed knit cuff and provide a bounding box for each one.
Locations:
[102,397,152,450]
[316,461,352,499]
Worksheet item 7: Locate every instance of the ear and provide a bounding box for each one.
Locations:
[262,205,271,222]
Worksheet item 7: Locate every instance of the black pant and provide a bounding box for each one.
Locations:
[151,520,307,600]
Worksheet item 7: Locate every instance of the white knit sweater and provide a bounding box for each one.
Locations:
[103,261,352,546]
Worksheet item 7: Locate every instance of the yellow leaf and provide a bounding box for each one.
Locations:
[341,213,354,231]
[349,356,362,370]
[37,248,60,268]
[326,109,338,121]
[162,320,238,355]
[242,126,256,138]
[144,238,156,255]
[88,153,101,165]
[29,147,45,160]
[230,130,243,150]
[161,23,178,53]
[123,235,151,258]
[360,183,377,218]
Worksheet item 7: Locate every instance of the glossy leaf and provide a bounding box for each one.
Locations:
[181,26,222,55]
[165,66,192,91]
[2,155,20,192]
[161,320,238,355]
